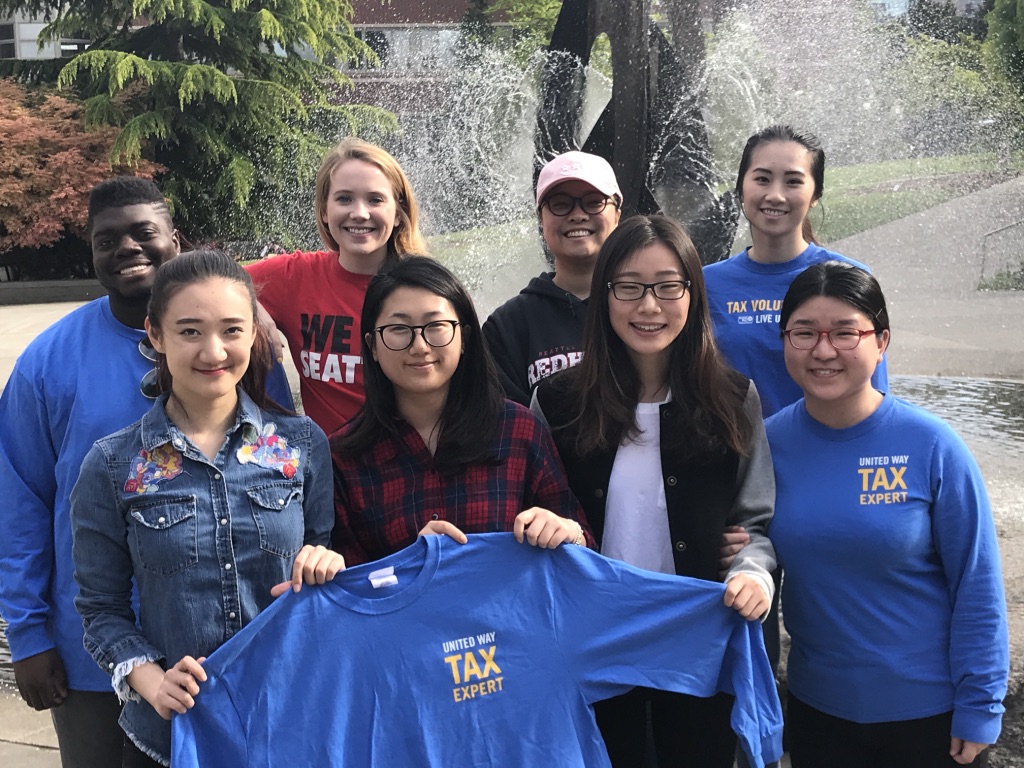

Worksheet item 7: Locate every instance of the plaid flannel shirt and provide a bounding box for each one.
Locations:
[332,401,592,565]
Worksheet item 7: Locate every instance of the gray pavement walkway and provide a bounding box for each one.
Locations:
[834,174,1024,380]
[0,174,1021,765]
[0,692,59,766]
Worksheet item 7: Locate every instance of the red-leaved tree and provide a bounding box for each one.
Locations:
[0,78,161,255]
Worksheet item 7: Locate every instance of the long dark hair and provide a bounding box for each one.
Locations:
[563,215,752,459]
[336,256,504,474]
[147,250,283,412]
[736,124,825,245]
[780,260,891,339]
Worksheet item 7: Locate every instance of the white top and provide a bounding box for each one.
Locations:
[601,397,675,575]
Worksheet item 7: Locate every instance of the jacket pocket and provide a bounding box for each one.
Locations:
[129,497,199,576]
[247,482,304,558]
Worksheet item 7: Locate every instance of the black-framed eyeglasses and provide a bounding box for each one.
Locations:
[542,193,617,217]
[138,337,160,399]
[374,321,461,351]
[607,280,691,301]
[782,327,880,350]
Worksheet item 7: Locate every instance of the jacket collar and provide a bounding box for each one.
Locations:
[139,389,264,451]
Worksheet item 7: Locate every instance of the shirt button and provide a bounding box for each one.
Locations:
[594,488,604,499]
[214,473,221,480]
[173,439,184,449]
[228,612,237,619]
[431,513,439,520]
[220,518,228,526]
[675,540,687,552]
[107,662,114,669]
[157,516,166,524]
[224,563,232,570]
[666,476,678,486]
[278,498,285,506]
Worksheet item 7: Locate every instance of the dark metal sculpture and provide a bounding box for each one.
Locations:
[536,0,739,264]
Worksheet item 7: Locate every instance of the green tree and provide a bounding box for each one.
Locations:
[460,0,496,49]
[0,0,393,241]
[908,0,978,43]
[898,32,1023,155]
[489,0,562,52]
[985,0,1024,98]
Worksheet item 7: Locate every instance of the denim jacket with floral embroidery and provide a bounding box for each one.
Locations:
[71,389,332,765]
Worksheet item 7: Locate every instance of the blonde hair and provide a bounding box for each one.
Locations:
[314,138,426,257]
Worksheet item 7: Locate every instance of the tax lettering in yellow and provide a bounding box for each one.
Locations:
[858,466,908,504]
[444,645,503,703]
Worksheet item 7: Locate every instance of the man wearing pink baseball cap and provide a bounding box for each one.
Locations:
[483,151,622,405]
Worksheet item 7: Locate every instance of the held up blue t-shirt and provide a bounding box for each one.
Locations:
[172,533,783,767]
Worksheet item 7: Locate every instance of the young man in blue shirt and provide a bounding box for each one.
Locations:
[0,177,182,766]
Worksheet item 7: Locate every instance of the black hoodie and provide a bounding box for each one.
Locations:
[482,272,587,406]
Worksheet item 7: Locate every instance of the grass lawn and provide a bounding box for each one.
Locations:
[815,187,955,243]
[825,153,1022,189]
[815,153,1024,243]
[427,221,539,268]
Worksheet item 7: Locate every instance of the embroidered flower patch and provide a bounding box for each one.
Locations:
[236,423,300,479]
[124,444,184,494]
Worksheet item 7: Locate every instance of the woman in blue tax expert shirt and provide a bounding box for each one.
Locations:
[70,251,344,768]
[767,260,1008,768]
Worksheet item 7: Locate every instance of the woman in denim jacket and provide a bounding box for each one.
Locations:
[71,251,343,767]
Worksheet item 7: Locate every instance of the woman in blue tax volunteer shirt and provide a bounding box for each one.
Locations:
[704,124,888,419]
[704,130,891,752]
[70,251,344,767]
[767,261,1007,768]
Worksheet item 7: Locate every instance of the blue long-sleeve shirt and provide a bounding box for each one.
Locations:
[173,533,784,767]
[766,394,1008,744]
[0,299,157,690]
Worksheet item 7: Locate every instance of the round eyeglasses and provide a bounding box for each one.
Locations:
[782,327,880,350]
[375,320,461,352]
[542,193,617,217]
[607,280,690,301]
[138,337,161,399]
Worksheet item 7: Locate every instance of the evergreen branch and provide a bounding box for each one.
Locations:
[253,8,285,41]
[177,64,237,109]
[213,155,257,208]
[109,109,174,164]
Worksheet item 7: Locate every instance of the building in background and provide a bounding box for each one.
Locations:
[0,10,88,59]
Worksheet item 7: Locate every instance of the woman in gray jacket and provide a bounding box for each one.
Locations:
[534,215,776,768]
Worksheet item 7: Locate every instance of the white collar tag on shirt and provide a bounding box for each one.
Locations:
[368,566,398,589]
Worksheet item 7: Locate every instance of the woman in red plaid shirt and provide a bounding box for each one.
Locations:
[330,257,593,565]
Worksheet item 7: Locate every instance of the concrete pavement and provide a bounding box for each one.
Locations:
[0,692,59,766]
[835,174,1024,379]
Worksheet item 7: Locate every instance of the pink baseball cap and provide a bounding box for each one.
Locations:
[535,151,622,208]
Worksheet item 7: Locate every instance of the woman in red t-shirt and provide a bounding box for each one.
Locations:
[247,138,427,436]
